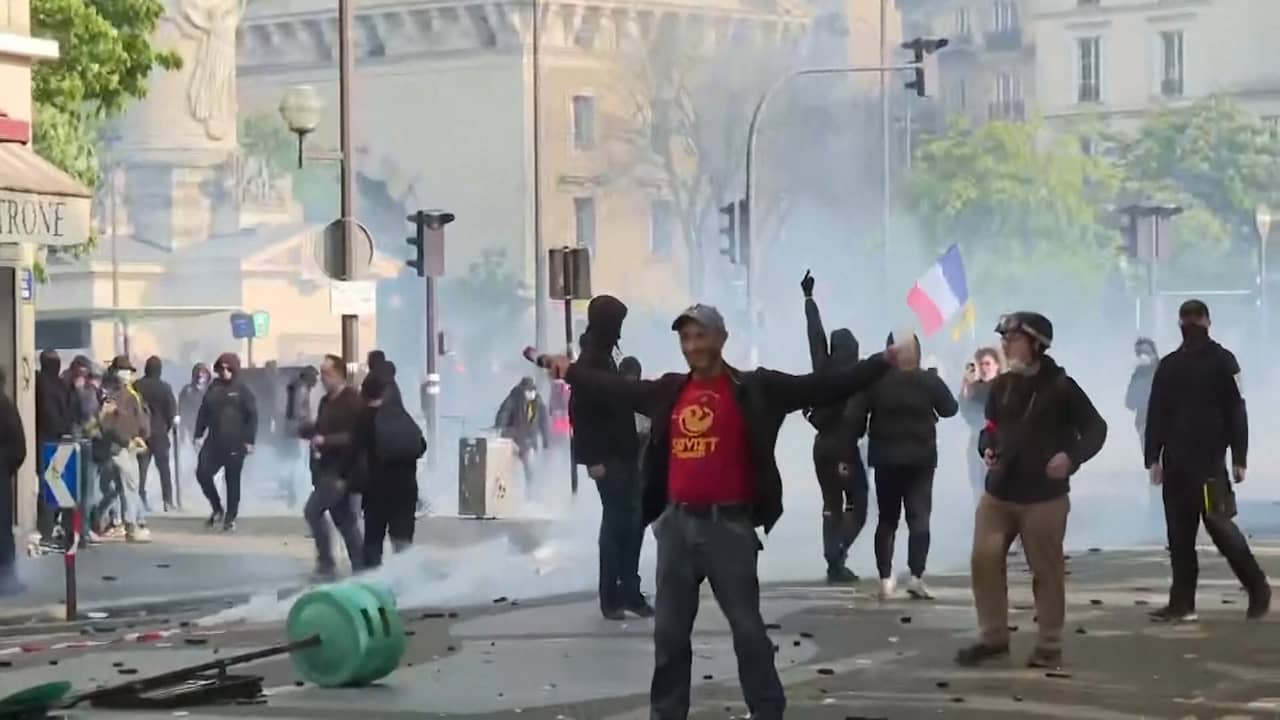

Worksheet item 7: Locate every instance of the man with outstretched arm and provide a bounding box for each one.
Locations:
[528,303,898,720]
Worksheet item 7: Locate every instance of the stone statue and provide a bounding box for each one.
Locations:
[177,0,245,141]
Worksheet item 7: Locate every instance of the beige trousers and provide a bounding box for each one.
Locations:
[971,492,1070,651]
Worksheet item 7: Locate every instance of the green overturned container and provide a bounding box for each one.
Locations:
[286,581,408,687]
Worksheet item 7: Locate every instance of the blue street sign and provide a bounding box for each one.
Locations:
[19,268,33,301]
[40,441,79,509]
[230,312,254,340]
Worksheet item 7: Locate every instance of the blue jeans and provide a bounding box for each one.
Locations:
[304,471,363,573]
[94,449,145,528]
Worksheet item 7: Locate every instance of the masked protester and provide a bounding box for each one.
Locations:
[569,294,652,620]
[1144,300,1270,623]
[134,356,178,511]
[1126,337,1160,534]
[531,303,895,720]
[957,312,1107,669]
[619,357,649,474]
[0,366,27,595]
[299,354,365,580]
[193,353,257,532]
[960,347,1003,502]
[35,349,74,544]
[93,356,153,543]
[178,363,211,443]
[357,372,425,568]
[800,272,869,584]
[495,377,549,487]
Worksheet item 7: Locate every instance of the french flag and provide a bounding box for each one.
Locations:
[906,244,969,337]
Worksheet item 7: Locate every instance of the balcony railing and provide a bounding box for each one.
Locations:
[1161,77,1184,98]
[984,28,1024,51]
[988,100,1026,122]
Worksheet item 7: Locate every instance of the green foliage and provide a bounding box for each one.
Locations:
[29,0,181,186]
[439,248,531,367]
[239,113,339,221]
[907,118,1121,294]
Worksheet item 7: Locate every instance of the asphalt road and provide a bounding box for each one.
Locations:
[6,541,1280,719]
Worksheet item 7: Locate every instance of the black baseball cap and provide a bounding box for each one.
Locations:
[671,304,726,333]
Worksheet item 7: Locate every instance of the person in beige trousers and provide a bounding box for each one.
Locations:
[955,312,1107,669]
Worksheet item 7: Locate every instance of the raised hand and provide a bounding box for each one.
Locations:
[801,270,815,298]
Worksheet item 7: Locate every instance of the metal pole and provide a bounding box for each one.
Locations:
[338,0,358,365]
[531,0,547,352]
[109,163,127,356]
[904,100,913,170]
[561,252,578,496]
[744,64,914,364]
[880,0,891,305]
[424,274,439,471]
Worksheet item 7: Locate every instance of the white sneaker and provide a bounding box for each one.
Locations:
[126,526,152,543]
[906,576,934,600]
[878,577,897,600]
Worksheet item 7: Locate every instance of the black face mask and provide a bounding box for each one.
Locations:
[1179,324,1209,343]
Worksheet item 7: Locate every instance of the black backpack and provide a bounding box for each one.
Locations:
[374,404,427,463]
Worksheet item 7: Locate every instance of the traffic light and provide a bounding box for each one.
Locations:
[719,201,738,264]
[406,210,426,277]
[901,37,949,98]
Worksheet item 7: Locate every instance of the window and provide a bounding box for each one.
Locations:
[649,200,674,257]
[959,79,968,110]
[990,73,1023,120]
[1264,115,1280,141]
[992,1,1016,32]
[1160,31,1184,97]
[954,8,970,38]
[994,73,1019,105]
[573,197,596,250]
[571,95,596,150]
[1077,36,1101,103]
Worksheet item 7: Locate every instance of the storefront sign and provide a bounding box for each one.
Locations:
[19,268,32,301]
[0,190,90,247]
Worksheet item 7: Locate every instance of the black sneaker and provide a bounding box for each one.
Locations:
[601,607,626,621]
[205,511,224,529]
[311,567,337,584]
[955,642,1010,667]
[826,566,859,585]
[1247,584,1272,620]
[221,520,237,533]
[1148,605,1198,623]
[1026,646,1062,669]
[624,599,655,618]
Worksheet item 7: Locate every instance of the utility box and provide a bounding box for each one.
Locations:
[457,436,523,518]
[0,242,37,532]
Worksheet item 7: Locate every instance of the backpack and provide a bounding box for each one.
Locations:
[374,404,427,463]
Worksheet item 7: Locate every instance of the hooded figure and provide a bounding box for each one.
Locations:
[356,370,424,568]
[133,356,178,509]
[92,355,152,542]
[193,352,258,530]
[568,294,649,620]
[1125,337,1158,440]
[35,349,73,443]
[495,376,550,455]
[802,274,870,583]
[178,363,211,440]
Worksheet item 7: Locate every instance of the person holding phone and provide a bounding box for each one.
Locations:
[960,347,1003,502]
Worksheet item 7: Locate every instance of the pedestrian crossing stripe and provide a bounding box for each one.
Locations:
[41,442,77,510]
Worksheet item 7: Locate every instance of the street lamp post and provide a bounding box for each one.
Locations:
[1256,204,1273,342]
[743,63,916,365]
[278,0,359,367]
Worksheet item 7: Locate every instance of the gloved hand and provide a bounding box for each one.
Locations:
[801,270,815,298]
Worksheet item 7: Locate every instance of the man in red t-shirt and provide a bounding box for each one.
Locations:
[530,300,899,720]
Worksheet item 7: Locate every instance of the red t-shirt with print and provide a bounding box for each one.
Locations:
[667,372,754,505]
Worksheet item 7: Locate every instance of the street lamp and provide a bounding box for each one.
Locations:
[279,85,324,169]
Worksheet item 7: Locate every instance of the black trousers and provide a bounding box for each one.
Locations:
[1163,469,1267,611]
[362,481,418,568]
[593,458,644,611]
[651,505,784,720]
[196,445,245,521]
[873,466,935,579]
[138,434,174,507]
[813,439,868,571]
[0,465,14,580]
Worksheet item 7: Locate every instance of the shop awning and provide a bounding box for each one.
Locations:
[36,306,241,322]
[0,142,92,247]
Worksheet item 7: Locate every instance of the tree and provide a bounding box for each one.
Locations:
[30,0,182,186]
[238,113,340,221]
[439,248,532,375]
[906,118,1122,299]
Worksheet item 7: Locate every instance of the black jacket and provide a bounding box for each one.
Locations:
[568,295,638,465]
[354,398,418,494]
[35,356,74,442]
[1144,337,1245,477]
[495,386,550,452]
[301,386,364,480]
[564,354,891,532]
[0,389,26,472]
[135,359,177,441]
[194,378,258,451]
[851,366,958,469]
[1125,361,1156,434]
[979,357,1107,504]
[178,363,210,433]
[802,297,864,461]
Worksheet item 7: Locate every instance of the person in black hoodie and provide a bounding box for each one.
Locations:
[1144,300,1269,623]
[35,349,74,542]
[495,376,549,486]
[570,294,651,620]
[194,353,257,531]
[135,356,178,511]
[0,366,27,595]
[956,311,1107,669]
[800,272,868,584]
[850,330,958,601]
[356,371,424,568]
